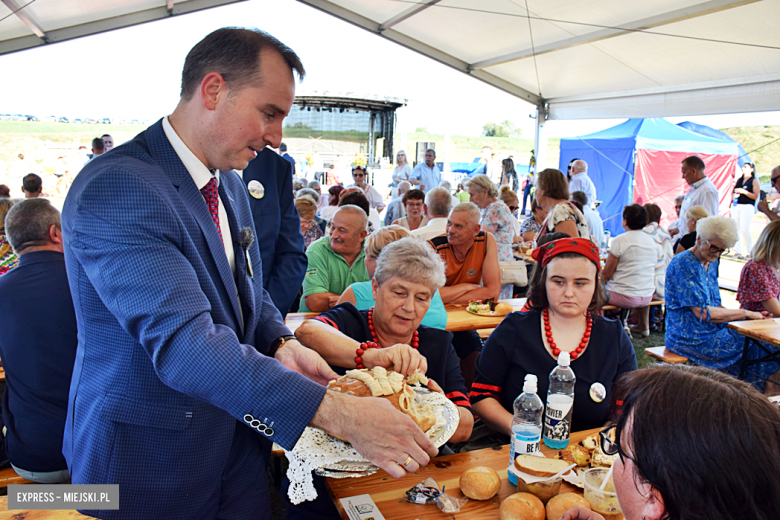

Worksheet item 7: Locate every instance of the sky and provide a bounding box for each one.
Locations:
[0,0,779,139]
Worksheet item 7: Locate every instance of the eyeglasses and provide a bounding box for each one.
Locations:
[508,206,519,212]
[772,176,780,185]
[599,424,633,463]
[704,239,729,256]
[353,173,365,178]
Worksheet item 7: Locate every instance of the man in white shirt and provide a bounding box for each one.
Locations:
[412,187,451,242]
[570,190,603,242]
[479,146,498,183]
[568,160,597,207]
[438,180,460,209]
[347,165,385,212]
[673,156,719,237]
[409,149,441,193]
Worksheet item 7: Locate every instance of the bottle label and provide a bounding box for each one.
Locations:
[543,398,573,442]
[512,431,540,458]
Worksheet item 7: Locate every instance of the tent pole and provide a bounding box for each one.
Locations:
[533,100,548,173]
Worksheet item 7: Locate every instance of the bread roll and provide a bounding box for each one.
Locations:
[514,454,574,477]
[495,302,513,316]
[499,492,545,520]
[546,492,590,520]
[459,466,501,500]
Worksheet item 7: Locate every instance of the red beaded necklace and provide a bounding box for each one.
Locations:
[355,307,420,369]
[543,307,592,360]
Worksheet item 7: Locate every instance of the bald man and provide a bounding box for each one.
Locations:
[300,205,370,312]
[568,160,597,207]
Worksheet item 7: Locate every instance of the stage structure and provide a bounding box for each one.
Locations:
[285,93,406,167]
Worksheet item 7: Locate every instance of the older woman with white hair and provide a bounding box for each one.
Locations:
[336,226,447,328]
[289,237,474,519]
[465,174,516,298]
[665,216,780,389]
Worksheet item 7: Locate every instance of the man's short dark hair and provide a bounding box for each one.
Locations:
[92,137,105,153]
[623,203,648,230]
[682,155,705,171]
[5,198,61,254]
[180,27,305,101]
[0,184,9,198]
[570,190,588,206]
[101,134,112,139]
[279,142,288,152]
[22,173,42,194]
[338,191,369,217]
[426,148,436,157]
[644,203,662,224]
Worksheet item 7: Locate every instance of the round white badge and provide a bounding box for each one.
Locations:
[590,382,606,403]
[248,180,265,199]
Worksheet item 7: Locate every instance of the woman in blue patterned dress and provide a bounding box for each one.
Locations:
[665,216,780,389]
[465,174,516,299]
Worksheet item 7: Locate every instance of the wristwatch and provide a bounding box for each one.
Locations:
[267,335,297,358]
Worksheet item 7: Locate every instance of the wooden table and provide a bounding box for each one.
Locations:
[0,497,92,519]
[728,319,780,379]
[285,298,528,334]
[327,428,597,519]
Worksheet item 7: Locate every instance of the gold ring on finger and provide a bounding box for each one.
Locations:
[401,455,413,468]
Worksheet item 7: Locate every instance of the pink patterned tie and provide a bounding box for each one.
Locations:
[200,176,223,244]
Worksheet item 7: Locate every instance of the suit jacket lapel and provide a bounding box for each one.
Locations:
[145,121,243,333]
[220,180,255,340]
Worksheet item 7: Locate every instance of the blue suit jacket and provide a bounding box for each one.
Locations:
[61,120,326,519]
[241,148,306,319]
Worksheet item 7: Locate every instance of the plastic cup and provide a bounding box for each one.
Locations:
[516,476,562,504]
[582,468,624,520]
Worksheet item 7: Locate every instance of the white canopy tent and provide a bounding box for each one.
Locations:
[2,0,779,165]
[296,0,780,165]
[0,0,248,56]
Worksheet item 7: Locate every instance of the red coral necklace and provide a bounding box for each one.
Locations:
[355,307,419,369]
[543,307,592,360]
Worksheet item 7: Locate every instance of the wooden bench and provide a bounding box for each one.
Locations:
[0,466,34,487]
[645,346,689,364]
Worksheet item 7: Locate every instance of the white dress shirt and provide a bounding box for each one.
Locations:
[163,116,235,274]
[569,172,597,206]
[677,176,720,231]
[411,217,448,242]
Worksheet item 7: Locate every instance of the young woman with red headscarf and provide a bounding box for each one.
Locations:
[470,238,637,442]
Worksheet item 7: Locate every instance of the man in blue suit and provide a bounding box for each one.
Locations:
[241,147,306,318]
[62,28,436,519]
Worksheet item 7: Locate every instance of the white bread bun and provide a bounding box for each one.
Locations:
[514,454,574,477]
[546,492,591,520]
[495,302,513,316]
[499,492,545,520]
[459,466,502,500]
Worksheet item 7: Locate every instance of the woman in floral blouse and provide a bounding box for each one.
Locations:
[737,220,780,316]
[465,174,516,299]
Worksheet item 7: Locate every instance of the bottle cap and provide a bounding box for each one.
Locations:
[522,378,537,394]
[558,350,571,367]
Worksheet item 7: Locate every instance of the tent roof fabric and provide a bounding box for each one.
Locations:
[677,121,751,165]
[561,118,739,154]
[296,0,780,119]
[0,0,247,56]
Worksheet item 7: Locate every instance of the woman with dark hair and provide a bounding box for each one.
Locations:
[520,199,548,242]
[392,189,428,231]
[533,168,589,244]
[601,204,657,336]
[339,188,380,233]
[320,184,344,221]
[733,162,759,259]
[562,364,780,520]
[471,237,636,443]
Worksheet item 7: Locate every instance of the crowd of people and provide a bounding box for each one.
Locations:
[0,26,778,520]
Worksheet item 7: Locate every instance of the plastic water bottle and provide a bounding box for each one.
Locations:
[543,351,576,449]
[508,374,544,485]
[602,230,611,251]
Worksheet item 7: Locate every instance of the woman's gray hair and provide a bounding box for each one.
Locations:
[374,236,446,291]
[464,174,498,198]
[697,215,739,248]
[296,187,320,203]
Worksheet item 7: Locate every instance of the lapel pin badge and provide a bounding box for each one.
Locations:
[247,180,265,199]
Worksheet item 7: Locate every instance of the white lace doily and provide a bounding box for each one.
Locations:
[284,389,458,505]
